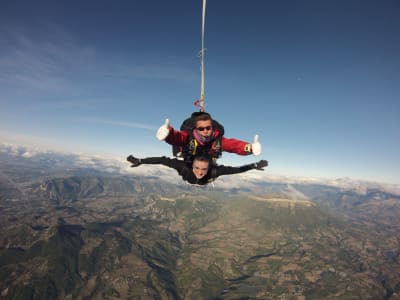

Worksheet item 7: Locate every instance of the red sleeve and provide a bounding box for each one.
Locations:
[221,137,252,155]
[165,127,190,146]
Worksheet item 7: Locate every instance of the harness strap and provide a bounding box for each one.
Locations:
[213,138,222,158]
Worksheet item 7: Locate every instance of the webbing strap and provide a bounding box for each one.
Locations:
[199,0,206,112]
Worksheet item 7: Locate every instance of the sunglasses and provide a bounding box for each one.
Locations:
[196,126,212,132]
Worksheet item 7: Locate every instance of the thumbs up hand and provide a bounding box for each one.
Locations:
[156,118,170,141]
[251,134,262,155]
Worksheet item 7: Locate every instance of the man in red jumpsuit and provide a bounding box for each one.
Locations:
[156,112,262,160]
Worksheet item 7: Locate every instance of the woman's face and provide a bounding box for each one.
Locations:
[192,159,209,179]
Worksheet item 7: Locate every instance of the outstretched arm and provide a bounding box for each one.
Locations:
[214,160,268,177]
[127,155,185,172]
[156,118,189,146]
[165,128,189,146]
[221,137,251,155]
[221,135,262,156]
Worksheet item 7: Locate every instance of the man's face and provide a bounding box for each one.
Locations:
[195,120,213,137]
[192,159,209,179]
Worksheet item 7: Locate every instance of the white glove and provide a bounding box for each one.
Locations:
[251,134,262,156]
[156,118,170,141]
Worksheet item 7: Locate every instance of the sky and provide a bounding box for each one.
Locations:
[0,0,399,184]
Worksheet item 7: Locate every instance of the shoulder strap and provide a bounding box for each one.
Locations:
[172,115,196,158]
[212,137,222,159]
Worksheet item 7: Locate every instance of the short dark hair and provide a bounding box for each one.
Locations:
[193,112,212,124]
[193,156,211,164]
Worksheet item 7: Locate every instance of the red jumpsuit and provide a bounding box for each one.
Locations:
[165,127,252,156]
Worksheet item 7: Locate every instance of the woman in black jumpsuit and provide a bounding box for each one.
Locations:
[127,155,268,185]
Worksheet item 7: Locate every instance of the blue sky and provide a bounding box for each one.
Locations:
[1,0,399,184]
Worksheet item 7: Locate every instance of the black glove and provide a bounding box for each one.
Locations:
[127,155,141,167]
[254,160,268,170]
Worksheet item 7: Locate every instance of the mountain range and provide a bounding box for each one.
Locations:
[1,143,400,299]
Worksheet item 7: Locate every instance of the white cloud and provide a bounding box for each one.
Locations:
[0,25,196,97]
[21,151,35,158]
[0,131,85,155]
[0,29,91,93]
[77,117,157,131]
[1,138,400,195]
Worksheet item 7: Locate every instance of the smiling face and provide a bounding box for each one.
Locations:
[192,158,210,179]
[195,119,213,138]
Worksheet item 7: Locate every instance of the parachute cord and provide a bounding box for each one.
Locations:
[199,0,206,112]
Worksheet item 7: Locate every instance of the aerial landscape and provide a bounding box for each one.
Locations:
[1,145,400,299]
[1,0,400,299]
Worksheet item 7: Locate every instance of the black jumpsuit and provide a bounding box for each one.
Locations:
[139,156,257,185]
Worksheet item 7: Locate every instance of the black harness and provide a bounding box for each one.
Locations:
[172,112,224,164]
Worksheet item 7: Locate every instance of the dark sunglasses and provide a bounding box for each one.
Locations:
[196,126,212,131]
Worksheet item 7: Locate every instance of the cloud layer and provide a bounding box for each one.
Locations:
[1,139,400,196]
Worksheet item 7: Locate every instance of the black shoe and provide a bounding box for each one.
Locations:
[127,155,141,167]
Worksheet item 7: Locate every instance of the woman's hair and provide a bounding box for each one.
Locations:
[193,156,211,164]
